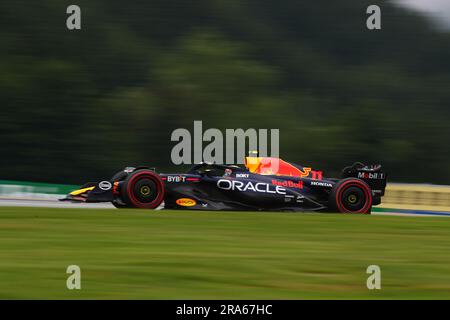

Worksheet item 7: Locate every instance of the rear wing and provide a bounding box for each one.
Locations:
[341,163,387,197]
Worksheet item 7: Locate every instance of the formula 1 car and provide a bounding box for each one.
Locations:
[61,156,387,214]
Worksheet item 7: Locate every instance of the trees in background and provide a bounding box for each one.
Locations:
[0,0,449,184]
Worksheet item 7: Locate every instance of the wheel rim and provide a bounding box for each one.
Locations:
[132,178,158,203]
[341,186,366,211]
[335,180,372,213]
[348,194,357,203]
[126,172,165,208]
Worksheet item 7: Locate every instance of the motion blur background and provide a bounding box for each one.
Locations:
[1,0,449,185]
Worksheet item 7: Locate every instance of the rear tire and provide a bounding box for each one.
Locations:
[330,178,372,214]
[121,169,165,209]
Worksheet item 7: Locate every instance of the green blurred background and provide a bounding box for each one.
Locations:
[1,0,449,185]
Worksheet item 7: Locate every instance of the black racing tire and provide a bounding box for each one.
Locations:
[329,178,372,214]
[110,170,130,209]
[121,169,165,209]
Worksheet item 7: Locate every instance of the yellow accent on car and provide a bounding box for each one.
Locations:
[69,186,95,196]
[176,198,197,207]
[244,157,261,173]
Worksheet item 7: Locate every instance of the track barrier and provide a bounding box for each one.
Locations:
[0,180,449,212]
[379,183,450,212]
[0,180,78,200]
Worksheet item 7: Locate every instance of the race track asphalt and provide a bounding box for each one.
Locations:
[0,198,448,216]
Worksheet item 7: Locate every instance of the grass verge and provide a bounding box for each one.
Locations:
[0,207,449,299]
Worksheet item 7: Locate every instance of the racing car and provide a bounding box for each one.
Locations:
[61,156,387,214]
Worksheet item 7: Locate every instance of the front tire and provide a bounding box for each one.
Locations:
[121,169,165,209]
[330,178,372,214]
